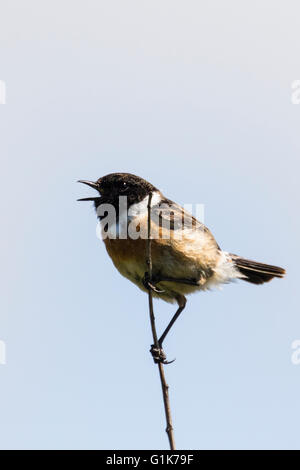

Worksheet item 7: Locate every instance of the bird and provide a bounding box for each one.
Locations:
[78,172,285,362]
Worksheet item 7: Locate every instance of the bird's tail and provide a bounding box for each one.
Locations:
[230,254,285,285]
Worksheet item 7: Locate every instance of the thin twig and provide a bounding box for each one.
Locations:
[146,192,176,450]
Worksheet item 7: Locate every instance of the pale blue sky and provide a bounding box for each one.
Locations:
[0,0,299,449]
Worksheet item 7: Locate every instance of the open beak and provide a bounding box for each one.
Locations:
[77,180,101,201]
[77,180,99,190]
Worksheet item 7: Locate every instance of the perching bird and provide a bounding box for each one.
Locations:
[78,173,285,362]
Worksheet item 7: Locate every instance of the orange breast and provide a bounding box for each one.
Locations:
[104,237,146,265]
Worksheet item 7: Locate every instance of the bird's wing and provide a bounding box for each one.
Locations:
[150,196,220,250]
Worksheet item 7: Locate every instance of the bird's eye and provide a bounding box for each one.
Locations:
[123,182,127,186]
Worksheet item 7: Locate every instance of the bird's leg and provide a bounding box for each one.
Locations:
[149,344,168,364]
[143,272,170,363]
[150,275,197,348]
[142,272,165,293]
[157,276,199,286]
[143,274,199,294]
[145,274,196,363]
[158,294,187,346]
[150,294,187,364]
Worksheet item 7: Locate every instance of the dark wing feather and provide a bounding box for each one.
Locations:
[151,196,221,249]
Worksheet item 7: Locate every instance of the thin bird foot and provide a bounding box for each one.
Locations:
[150,344,175,365]
[142,272,165,293]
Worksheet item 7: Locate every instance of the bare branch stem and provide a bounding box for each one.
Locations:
[146,192,176,450]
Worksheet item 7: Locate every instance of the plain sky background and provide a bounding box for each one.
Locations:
[0,1,300,450]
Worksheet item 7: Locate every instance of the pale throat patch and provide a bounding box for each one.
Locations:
[100,191,162,238]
